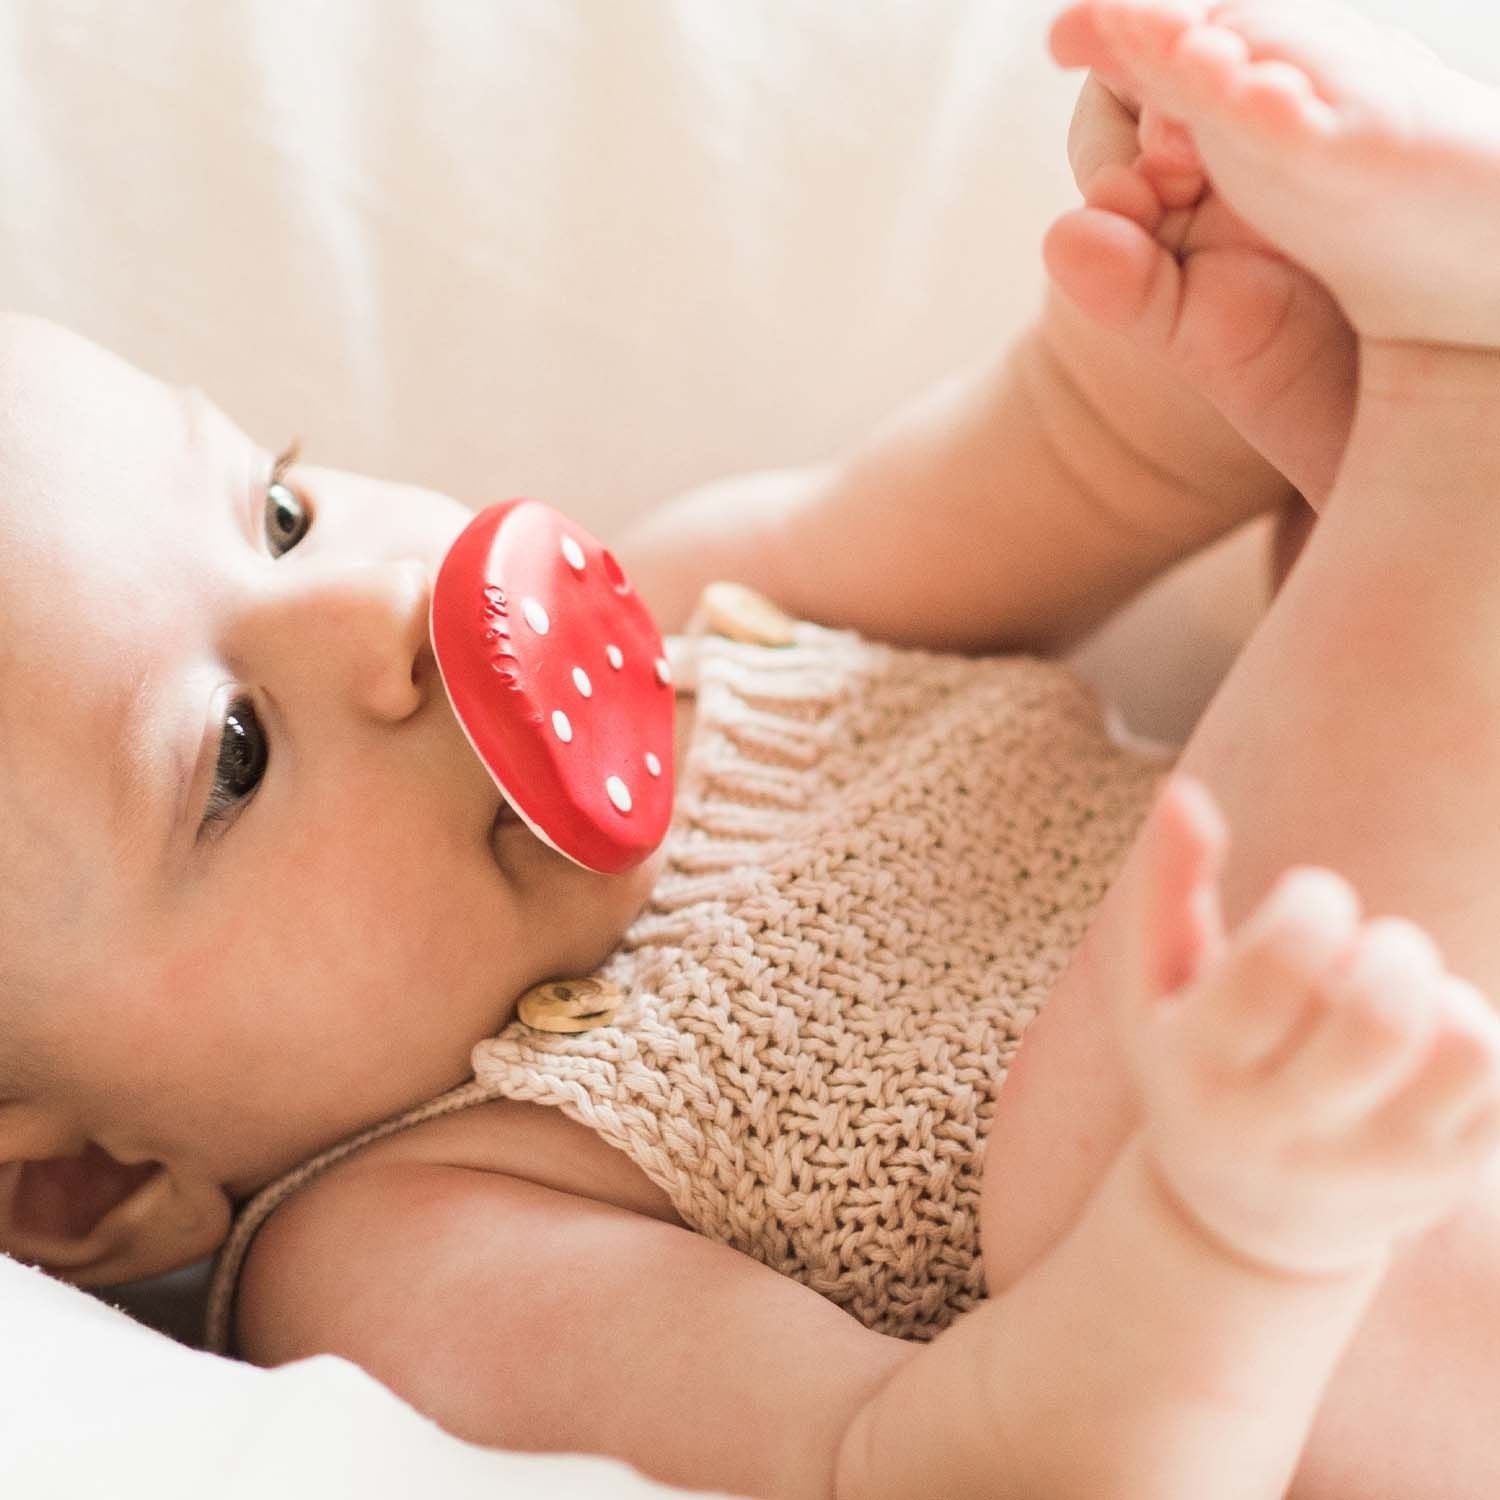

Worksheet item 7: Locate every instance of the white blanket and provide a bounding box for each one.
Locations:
[0,1254,712,1498]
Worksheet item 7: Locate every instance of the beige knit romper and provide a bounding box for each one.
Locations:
[206,613,1165,1353]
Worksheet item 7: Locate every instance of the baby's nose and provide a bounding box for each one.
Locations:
[323,557,433,722]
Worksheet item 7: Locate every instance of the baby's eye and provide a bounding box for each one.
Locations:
[265,478,312,557]
[201,695,268,834]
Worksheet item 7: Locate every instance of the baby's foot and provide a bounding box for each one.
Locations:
[1044,133,1354,506]
[1055,0,1500,349]
[1124,777,1500,1276]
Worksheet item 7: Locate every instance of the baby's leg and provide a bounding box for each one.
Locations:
[1055,0,1500,348]
[990,20,1500,1485]
[986,337,1500,1498]
[952,779,1500,1499]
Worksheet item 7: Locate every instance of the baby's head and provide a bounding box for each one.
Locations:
[0,314,660,1285]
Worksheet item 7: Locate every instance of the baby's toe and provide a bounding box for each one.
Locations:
[1235,59,1325,136]
[1174,18,1253,96]
[1050,5,1120,73]
[1098,0,1202,64]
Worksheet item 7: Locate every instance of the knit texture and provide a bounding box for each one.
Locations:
[206,619,1163,1352]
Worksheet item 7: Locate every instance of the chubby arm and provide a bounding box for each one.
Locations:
[620,292,1291,656]
[238,1161,911,1499]
[616,78,1298,656]
[239,1152,1348,1500]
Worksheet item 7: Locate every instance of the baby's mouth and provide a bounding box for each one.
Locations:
[487,794,526,876]
[490,794,522,834]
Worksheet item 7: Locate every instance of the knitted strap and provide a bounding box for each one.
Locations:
[203,1077,495,1353]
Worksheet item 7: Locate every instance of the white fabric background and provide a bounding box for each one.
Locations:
[3,2,1499,1495]
[2,0,1077,517]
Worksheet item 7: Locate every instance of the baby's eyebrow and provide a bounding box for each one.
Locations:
[269,439,301,486]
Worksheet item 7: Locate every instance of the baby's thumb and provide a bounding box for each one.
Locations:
[1130,774,1229,1011]
[1066,73,1144,196]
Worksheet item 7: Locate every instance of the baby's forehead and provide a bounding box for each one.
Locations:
[0,310,166,418]
[0,318,191,932]
[0,312,199,509]
[0,318,232,584]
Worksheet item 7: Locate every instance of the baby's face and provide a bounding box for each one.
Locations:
[0,315,661,1196]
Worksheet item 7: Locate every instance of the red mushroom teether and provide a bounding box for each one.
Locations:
[430,499,675,873]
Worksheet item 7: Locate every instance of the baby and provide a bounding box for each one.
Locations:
[5,3,1500,1498]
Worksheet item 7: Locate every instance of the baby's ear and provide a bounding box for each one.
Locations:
[0,1104,231,1285]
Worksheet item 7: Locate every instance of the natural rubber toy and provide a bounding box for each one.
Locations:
[430,499,675,873]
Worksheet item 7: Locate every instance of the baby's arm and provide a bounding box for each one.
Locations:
[237,790,1499,1500]
[618,83,1299,656]
[238,1143,1346,1500]
[234,782,1500,1499]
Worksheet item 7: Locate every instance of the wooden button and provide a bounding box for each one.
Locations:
[700,582,797,647]
[516,976,624,1033]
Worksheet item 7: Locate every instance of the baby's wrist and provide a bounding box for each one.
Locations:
[1126,1135,1389,1294]
[613,464,822,634]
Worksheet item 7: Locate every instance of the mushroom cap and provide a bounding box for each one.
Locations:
[430,499,675,873]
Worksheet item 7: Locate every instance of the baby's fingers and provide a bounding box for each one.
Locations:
[1067,72,1145,194]
[1116,775,1228,1040]
[1137,105,1209,209]
[1176,868,1361,1075]
[1081,160,1167,230]
[1260,919,1443,1131]
[1379,976,1500,1149]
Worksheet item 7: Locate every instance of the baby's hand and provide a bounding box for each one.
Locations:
[1046,51,1356,510]
[1065,68,1206,213]
[1122,778,1500,1278]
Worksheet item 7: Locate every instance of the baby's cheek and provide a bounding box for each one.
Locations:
[551,855,663,977]
[149,901,258,1014]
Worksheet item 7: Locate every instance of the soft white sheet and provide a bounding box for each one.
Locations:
[0,1254,713,1499]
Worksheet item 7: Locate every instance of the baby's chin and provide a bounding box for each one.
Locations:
[524,837,667,984]
[601,839,667,951]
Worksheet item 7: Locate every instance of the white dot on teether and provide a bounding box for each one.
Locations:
[605,643,624,670]
[560,535,586,572]
[572,666,593,698]
[645,751,661,777]
[522,597,550,635]
[654,656,671,686]
[551,709,573,743]
[606,776,632,813]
